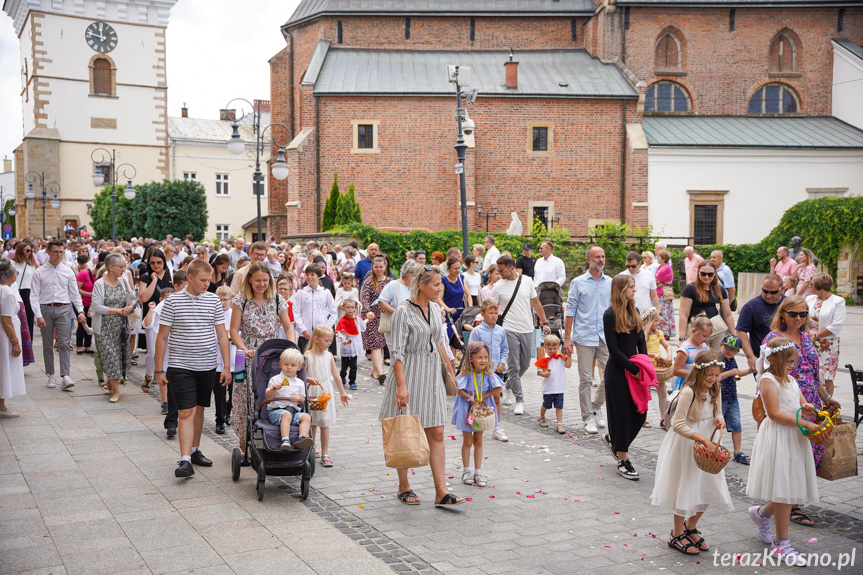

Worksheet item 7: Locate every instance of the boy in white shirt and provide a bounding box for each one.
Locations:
[143,287,175,417]
[213,286,237,434]
[534,334,572,435]
[265,348,314,451]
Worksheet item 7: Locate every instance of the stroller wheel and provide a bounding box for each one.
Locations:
[301,476,310,500]
[256,462,267,501]
[231,448,242,482]
[308,449,316,478]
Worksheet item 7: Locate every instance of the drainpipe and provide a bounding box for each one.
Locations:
[286,30,295,135]
[619,6,628,224]
[315,95,321,232]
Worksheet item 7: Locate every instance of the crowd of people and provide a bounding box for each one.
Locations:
[0,233,849,561]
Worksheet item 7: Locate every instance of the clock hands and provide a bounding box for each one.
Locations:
[86,29,105,41]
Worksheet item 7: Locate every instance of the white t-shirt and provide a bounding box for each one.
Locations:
[463,272,481,296]
[266,374,305,411]
[492,274,537,334]
[483,246,501,272]
[621,269,657,313]
[540,356,567,395]
[215,307,236,372]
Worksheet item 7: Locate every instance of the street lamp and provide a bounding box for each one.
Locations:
[224,98,292,241]
[91,148,137,242]
[476,204,498,233]
[448,65,479,258]
[24,172,61,238]
[549,210,563,229]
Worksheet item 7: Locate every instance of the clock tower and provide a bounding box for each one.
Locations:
[3,0,178,238]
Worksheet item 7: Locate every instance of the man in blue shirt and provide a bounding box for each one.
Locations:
[469,299,510,441]
[563,245,612,435]
[736,273,784,374]
[710,250,736,309]
[353,243,379,288]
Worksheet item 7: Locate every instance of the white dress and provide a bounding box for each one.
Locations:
[746,374,819,505]
[0,284,26,400]
[306,350,337,428]
[651,392,734,517]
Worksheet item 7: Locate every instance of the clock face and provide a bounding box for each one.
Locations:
[85,22,118,53]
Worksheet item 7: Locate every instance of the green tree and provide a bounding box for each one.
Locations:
[89,185,135,239]
[321,172,341,231]
[126,179,208,240]
[335,182,362,227]
[2,197,15,237]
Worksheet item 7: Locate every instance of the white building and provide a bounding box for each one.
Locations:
[833,39,863,131]
[168,104,271,243]
[3,0,177,238]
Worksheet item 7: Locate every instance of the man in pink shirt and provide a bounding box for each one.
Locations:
[770,246,798,280]
[683,246,704,284]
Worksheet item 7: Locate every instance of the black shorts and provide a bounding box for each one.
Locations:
[542,393,564,410]
[167,368,216,411]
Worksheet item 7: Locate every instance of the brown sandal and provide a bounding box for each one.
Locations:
[537,416,548,428]
[141,376,152,393]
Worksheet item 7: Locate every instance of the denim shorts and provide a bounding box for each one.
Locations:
[542,393,564,410]
[268,408,304,426]
[722,400,742,433]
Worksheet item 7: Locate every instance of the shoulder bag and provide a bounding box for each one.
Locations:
[119,274,143,325]
[496,273,522,327]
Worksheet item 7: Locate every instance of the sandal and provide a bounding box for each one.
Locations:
[435,493,464,507]
[733,452,750,465]
[314,449,321,458]
[461,471,474,485]
[790,506,815,526]
[398,490,420,505]
[683,523,709,551]
[668,532,700,555]
[141,376,152,393]
[660,420,669,431]
[321,455,333,467]
[642,421,652,428]
[556,424,566,434]
[537,416,548,428]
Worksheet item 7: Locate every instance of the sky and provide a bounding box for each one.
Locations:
[0,0,300,165]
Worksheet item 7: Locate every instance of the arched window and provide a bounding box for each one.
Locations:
[748,83,800,115]
[769,31,798,74]
[89,56,115,96]
[644,81,691,114]
[655,33,681,71]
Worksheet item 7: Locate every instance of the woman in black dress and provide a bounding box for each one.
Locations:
[602,274,647,481]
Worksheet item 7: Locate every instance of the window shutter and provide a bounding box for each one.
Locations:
[93,58,112,95]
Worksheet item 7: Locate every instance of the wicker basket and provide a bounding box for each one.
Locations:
[307,381,331,412]
[693,428,731,474]
[469,403,496,432]
[797,408,834,445]
[654,357,674,383]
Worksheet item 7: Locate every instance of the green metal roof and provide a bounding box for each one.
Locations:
[642,116,863,149]
[616,0,863,6]
[834,38,863,62]
[285,0,596,28]
[312,48,638,98]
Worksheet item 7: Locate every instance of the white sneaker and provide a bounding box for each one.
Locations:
[513,402,524,415]
[60,376,75,391]
[492,427,509,442]
[593,409,606,428]
[584,417,598,434]
[502,389,514,406]
[46,375,56,388]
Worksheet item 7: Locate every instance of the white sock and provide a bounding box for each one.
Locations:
[282,437,290,442]
[463,467,471,474]
[181,455,191,462]
[191,447,199,453]
[474,468,481,475]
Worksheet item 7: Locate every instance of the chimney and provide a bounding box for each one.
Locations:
[181,102,188,118]
[2,156,11,173]
[504,49,518,89]
[220,108,236,121]
[254,99,271,113]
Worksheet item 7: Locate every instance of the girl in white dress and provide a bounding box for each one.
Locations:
[304,325,350,467]
[747,337,819,567]
[0,259,26,417]
[651,349,732,557]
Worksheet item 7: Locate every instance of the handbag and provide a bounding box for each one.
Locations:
[817,414,858,480]
[381,406,430,469]
[120,275,142,325]
[662,287,674,301]
[438,342,458,396]
[752,393,766,424]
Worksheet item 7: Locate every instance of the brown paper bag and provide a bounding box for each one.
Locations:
[817,420,858,481]
[381,408,430,469]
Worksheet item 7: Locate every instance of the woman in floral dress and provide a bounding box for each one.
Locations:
[794,248,817,298]
[654,250,676,339]
[361,256,391,384]
[761,295,841,527]
[229,262,295,452]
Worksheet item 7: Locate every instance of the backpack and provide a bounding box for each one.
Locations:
[665,388,695,419]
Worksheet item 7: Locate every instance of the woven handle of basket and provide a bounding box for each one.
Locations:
[795,407,830,436]
[708,426,723,451]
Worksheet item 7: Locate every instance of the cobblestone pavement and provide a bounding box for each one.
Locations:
[2,307,862,574]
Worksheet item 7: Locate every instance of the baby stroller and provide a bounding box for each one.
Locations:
[536,281,564,339]
[231,338,315,501]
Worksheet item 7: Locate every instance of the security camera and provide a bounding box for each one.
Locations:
[462,112,475,136]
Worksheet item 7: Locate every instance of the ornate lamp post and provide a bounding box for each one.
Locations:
[476,204,498,233]
[24,172,61,238]
[447,66,478,258]
[90,148,136,241]
[224,98,292,241]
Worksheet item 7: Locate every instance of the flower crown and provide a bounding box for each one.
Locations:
[764,342,795,357]
[693,359,723,370]
[640,307,657,321]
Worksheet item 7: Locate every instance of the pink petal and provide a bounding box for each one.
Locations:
[808,538,818,543]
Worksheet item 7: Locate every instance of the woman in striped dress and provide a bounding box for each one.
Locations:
[379,265,463,507]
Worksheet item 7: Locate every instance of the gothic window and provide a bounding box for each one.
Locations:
[769,32,798,74]
[655,33,681,71]
[748,83,800,115]
[644,81,691,114]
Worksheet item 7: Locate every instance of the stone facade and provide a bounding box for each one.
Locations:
[837,242,863,302]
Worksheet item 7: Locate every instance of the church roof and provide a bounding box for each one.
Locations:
[310,47,637,98]
[285,0,596,27]
[834,38,863,62]
[642,116,863,149]
[168,114,268,143]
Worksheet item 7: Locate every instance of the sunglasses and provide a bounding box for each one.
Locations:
[785,310,809,319]
[699,272,715,278]
[626,264,639,269]
[762,288,780,295]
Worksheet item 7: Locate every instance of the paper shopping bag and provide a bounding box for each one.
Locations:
[817,419,858,481]
[381,408,430,469]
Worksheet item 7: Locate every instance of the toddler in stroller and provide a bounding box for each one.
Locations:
[265,348,315,451]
